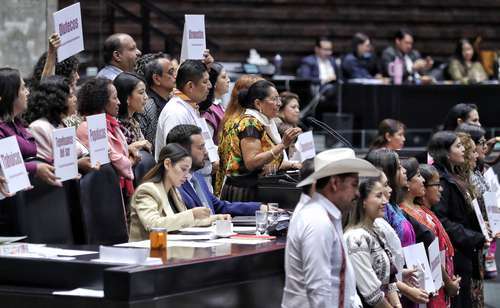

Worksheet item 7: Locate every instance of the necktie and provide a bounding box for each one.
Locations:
[191,176,213,214]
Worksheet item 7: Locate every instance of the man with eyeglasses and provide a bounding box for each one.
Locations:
[138,53,176,151]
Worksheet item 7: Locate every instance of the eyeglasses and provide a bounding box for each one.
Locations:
[265,96,281,103]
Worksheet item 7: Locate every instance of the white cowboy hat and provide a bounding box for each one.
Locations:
[297,148,379,187]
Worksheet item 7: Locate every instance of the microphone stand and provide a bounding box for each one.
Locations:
[307,117,353,148]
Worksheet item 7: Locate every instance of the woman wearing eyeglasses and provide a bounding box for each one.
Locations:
[217,80,301,201]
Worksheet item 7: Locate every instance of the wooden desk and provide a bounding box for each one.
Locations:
[0,239,285,308]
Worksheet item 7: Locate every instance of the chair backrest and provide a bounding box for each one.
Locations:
[79,163,128,245]
[0,174,76,244]
[133,150,156,187]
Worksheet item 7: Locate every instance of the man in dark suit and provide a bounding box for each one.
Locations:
[381,28,433,81]
[297,36,339,86]
[166,124,267,216]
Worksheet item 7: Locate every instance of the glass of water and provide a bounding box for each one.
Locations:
[255,210,268,235]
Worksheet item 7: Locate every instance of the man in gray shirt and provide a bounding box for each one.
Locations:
[96,33,141,81]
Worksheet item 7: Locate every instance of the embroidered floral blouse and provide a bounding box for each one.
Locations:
[215,114,283,196]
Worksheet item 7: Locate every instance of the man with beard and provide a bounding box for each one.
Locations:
[166,124,270,216]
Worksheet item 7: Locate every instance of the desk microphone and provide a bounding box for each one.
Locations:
[306,116,353,148]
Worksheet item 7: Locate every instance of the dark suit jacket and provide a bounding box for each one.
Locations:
[179,172,261,216]
[381,46,422,79]
[297,55,339,85]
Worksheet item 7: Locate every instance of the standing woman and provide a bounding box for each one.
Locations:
[0,67,59,187]
[420,164,461,305]
[218,80,301,201]
[114,72,152,153]
[429,131,486,308]
[370,119,406,151]
[344,177,401,307]
[199,62,230,144]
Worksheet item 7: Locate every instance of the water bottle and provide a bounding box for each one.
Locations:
[393,57,403,85]
[274,54,283,75]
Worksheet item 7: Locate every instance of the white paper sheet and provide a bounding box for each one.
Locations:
[428,238,443,289]
[0,236,27,244]
[180,15,206,61]
[53,288,104,298]
[208,238,270,245]
[0,136,31,195]
[484,191,500,235]
[53,3,84,62]
[86,113,109,167]
[295,131,316,162]
[403,242,436,293]
[472,198,492,241]
[167,234,216,241]
[52,127,78,181]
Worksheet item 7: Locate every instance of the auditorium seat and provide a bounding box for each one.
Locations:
[78,163,128,245]
[133,150,156,187]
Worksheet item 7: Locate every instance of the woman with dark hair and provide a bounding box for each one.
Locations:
[370,119,406,151]
[26,76,93,172]
[442,103,480,131]
[217,80,301,201]
[199,62,229,144]
[342,32,379,79]
[429,131,487,308]
[419,164,461,305]
[276,91,301,136]
[344,177,401,308]
[114,72,151,154]
[0,67,59,188]
[448,39,487,84]
[76,77,135,197]
[129,143,228,241]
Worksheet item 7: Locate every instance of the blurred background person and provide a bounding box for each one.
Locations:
[448,39,488,84]
[342,32,380,80]
[370,118,406,151]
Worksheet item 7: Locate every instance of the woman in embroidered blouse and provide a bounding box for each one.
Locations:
[129,143,227,241]
[114,72,152,153]
[345,177,401,308]
[420,164,461,305]
[199,62,230,145]
[25,76,94,173]
[0,67,59,190]
[76,77,135,197]
[429,131,486,308]
[217,80,301,201]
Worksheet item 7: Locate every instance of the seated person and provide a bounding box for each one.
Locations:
[217,80,301,201]
[129,143,229,241]
[297,36,339,85]
[167,124,269,216]
[114,72,152,154]
[448,38,487,84]
[25,76,93,173]
[381,28,433,81]
[275,91,301,158]
[342,32,380,80]
[76,78,135,198]
[0,67,58,191]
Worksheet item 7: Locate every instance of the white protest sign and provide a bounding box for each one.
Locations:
[427,238,443,289]
[403,242,436,293]
[86,113,110,167]
[484,192,500,235]
[483,168,500,199]
[52,127,78,182]
[180,15,206,62]
[0,136,31,195]
[195,118,219,163]
[295,131,315,162]
[472,198,491,241]
[53,2,84,62]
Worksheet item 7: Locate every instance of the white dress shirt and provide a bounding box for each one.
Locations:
[154,95,201,161]
[317,57,336,84]
[282,192,360,308]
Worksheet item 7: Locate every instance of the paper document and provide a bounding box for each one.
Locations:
[403,242,436,293]
[53,2,84,62]
[180,15,206,61]
[428,238,443,289]
[53,288,104,298]
[472,198,491,241]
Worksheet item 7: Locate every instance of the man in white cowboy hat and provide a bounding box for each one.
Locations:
[282,148,379,308]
